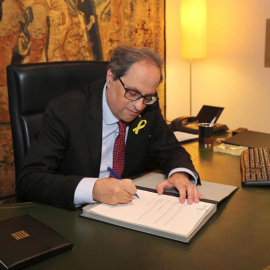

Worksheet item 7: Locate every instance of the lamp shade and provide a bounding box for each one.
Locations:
[180,0,207,59]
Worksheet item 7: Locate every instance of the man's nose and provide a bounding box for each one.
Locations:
[133,98,146,110]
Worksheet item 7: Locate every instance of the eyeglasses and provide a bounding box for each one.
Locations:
[118,77,158,105]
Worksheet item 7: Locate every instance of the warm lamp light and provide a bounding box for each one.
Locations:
[180,0,207,59]
[180,0,207,114]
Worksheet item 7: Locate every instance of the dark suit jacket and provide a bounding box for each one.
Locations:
[17,80,200,209]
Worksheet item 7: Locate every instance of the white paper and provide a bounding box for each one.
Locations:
[173,131,198,142]
[89,190,214,237]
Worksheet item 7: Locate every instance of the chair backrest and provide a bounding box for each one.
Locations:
[7,61,108,181]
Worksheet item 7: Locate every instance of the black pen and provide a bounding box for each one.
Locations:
[107,167,140,198]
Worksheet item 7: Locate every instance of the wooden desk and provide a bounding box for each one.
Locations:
[1,133,270,270]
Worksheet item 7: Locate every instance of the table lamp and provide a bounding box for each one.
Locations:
[180,0,207,115]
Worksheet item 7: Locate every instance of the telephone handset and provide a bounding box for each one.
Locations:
[170,116,200,134]
[170,105,229,134]
[170,115,229,134]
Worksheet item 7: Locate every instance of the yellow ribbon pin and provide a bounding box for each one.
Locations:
[133,119,147,135]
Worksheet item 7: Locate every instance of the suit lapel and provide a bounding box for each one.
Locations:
[124,115,150,176]
[85,80,104,176]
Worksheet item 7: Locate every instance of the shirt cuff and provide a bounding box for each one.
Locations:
[74,177,98,205]
[168,168,198,185]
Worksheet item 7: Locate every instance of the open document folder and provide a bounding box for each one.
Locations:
[82,190,216,243]
[133,172,238,204]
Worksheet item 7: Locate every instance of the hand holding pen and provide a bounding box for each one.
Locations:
[107,167,140,198]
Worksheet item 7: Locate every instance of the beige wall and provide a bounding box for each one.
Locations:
[166,0,270,133]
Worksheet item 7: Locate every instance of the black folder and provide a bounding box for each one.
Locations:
[223,130,270,148]
[0,215,73,270]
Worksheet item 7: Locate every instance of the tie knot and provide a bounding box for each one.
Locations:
[118,120,127,133]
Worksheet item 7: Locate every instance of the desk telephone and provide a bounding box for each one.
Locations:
[170,105,228,134]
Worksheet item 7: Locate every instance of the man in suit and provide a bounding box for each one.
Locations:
[17,46,203,209]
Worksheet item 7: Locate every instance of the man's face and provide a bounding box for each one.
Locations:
[106,61,161,123]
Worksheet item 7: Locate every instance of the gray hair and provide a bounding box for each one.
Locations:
[107,46,163,83]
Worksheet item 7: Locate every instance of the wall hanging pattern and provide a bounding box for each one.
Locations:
[0,0,165,198]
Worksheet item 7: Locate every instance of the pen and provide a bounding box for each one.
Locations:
[209,116,217,127]
[107,167,140,198]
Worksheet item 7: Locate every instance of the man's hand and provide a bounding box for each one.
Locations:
[93,178,137,205]
[156,172,203,204]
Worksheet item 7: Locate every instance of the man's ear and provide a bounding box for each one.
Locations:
[106,69,114,87]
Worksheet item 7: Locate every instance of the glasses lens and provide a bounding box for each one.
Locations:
[125,89,141,101]
[143,96,157,105]
[124,87,158,105]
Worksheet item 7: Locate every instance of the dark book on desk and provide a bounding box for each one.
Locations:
[223,130,270,148]
[0,215,73,270]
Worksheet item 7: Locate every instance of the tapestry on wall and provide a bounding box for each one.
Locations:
[0,0,165,198]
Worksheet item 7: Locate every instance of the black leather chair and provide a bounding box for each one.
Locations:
[7,61,108,182]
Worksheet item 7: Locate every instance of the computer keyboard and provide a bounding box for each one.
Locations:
[240,148,270,186]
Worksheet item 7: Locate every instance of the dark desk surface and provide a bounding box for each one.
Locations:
[1,132,270,270]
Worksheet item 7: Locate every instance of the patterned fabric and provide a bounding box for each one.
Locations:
[111,121,127,177]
